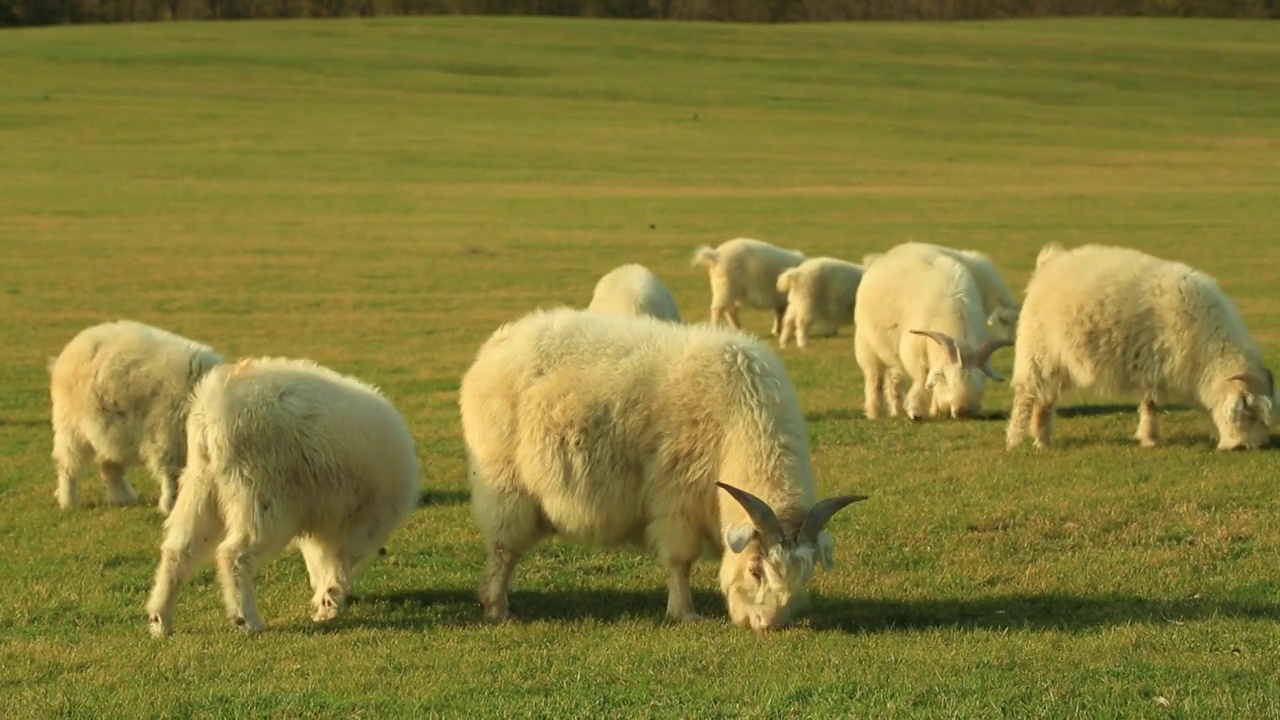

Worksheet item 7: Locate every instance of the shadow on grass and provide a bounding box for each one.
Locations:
[1048,430,1243,451]
[805,409,1011,423]
[1054,403,1195,418]
[801,402,1197,425]
[420,489,470,507]
[805,592,1280,634]
[355,587,725,629]
[955,404,1203,427]
[806,408,863,424]
[1054,403,1138,418]
[352,588,1280,633]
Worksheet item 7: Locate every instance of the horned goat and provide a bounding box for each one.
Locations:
[459,307,865,632]
[854,243,1011,420]
[1006,244,1274,451]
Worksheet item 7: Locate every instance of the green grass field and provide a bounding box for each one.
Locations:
[3,15,1280,717]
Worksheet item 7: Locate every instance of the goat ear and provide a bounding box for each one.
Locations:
[723,525,756,554]
[816,530,835,572]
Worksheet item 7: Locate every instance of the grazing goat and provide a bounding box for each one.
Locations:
[1006,244,1274,450]
[692,237,805,335]
[854,243,1011,420]
[48,320,222,514]
[776,257,864,349]
[587,263,681,322]
[460,308,865,632]
[146,357,420,636]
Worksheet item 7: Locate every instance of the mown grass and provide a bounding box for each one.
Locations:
[2,15,1280,718]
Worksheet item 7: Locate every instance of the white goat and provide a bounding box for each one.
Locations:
[1006,244,1274,451]
[459,307,865,632]
[775,257,864,349]
[895,241,1021,341]
[145,356,420,637]
[691,237,805,334]
[587,263,681,322]
[854,243,1011,420]
[48,320,223,514]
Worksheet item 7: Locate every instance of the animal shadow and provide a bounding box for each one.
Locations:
[1054,403,1192,419]
[346,588,1280,634]
[806,408,863,424]
[335,587,1280,634]
[420,489,470,507]
[357,587,726,629]
[804,592,1280,634]
[1055,403,1135,418]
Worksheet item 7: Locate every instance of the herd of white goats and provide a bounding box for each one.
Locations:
[43,240,1274,636]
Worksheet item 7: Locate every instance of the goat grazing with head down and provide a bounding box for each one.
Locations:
[854,243,1012,420]
[691,237,806,334]
[775,256,864,349]
[48,320,223,514]
[459,307,866,632]
[587,263,682,323]
[145,356,420,637]
[1007,243,1274,451]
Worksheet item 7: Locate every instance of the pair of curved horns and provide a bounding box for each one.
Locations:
[716,482,867,547]
[1227,369,1276,399]
[909,330,1013,382]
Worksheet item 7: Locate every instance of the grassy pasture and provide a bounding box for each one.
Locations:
[2,15,1280,717]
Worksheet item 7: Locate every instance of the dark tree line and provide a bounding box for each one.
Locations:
[2,0,1276,29]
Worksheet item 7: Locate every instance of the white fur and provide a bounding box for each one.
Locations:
[587,263,681,322]
[460,307,862,631]
[1006,244,1274,451]
[145,356,420,637]
[895,242,1021,340]
[691,237,805,335]
[47,320,223,514]
[854,243,1010,421]
[776,257,865,349]
[1035,242,1067,268]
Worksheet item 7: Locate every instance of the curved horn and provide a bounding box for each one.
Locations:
[1266,368,1275,398]
[798,495,868,545]
[971,338,1013,368]
[971,338,1013,382]
[1226,371,1270,397]
[716,482,784,545]
[909,329,961,365]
